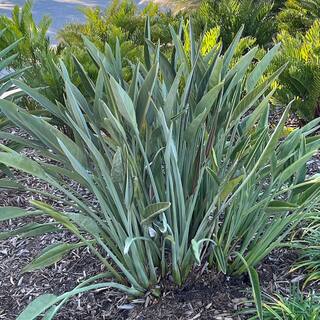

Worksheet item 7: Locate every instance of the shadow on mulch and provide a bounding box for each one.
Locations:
[129,272,250,320]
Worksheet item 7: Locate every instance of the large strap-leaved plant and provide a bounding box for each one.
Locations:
[0,20,320,320]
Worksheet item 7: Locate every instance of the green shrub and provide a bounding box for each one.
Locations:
[0,31,24,97]
[0,30,28,129]
[291,217,320,287]
[249,286,320,319]
[183,22,265,61]
[192,0,277,48]
[1,22,320,319]
[0,0,50,68]
[272,20,320,121]
[57,0,179,80]
[0,0,72,109]
[277,0,320,34]
[273,0,287,12]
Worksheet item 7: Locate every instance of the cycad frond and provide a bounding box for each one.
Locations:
[191,0,276,48]
[274,20,320,120]
[278,0,320,33]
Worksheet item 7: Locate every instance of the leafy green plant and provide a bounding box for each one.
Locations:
[0,0,51,69]
[1,22,320,319]
[192,0,277,48]
[183,22,264,61]
[248,286,320,319]
[272,20,320,121]
[0,30,27,129]
[0,0,73,110]
[0,31,24,98]
[57,0,179,80]
[277,0,320,34]
[273,0,287,12]
[291,215,320,286]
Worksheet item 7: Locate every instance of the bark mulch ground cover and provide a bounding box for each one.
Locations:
[0,219,299,320]
[1,120,320,320]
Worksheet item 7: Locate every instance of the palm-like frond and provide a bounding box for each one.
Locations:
[278,0,320,33]
[191,0,276,47]
[273,20,320,120]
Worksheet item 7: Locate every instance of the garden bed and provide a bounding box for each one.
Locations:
[0,213,299,320]
[1,124,318,319]
[1,0,320,318]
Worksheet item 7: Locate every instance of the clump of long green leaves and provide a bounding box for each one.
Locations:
[291,214,320,287]
[0,28,26,98]
[0,29,26,129]
[248,286,320,320]
[0,20,320,319]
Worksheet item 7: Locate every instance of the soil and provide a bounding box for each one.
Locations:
[1,120,320,320]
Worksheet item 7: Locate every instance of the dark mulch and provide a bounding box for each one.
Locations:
[129,272,250,320]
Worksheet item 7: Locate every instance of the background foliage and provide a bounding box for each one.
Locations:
[273,20,320,120]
